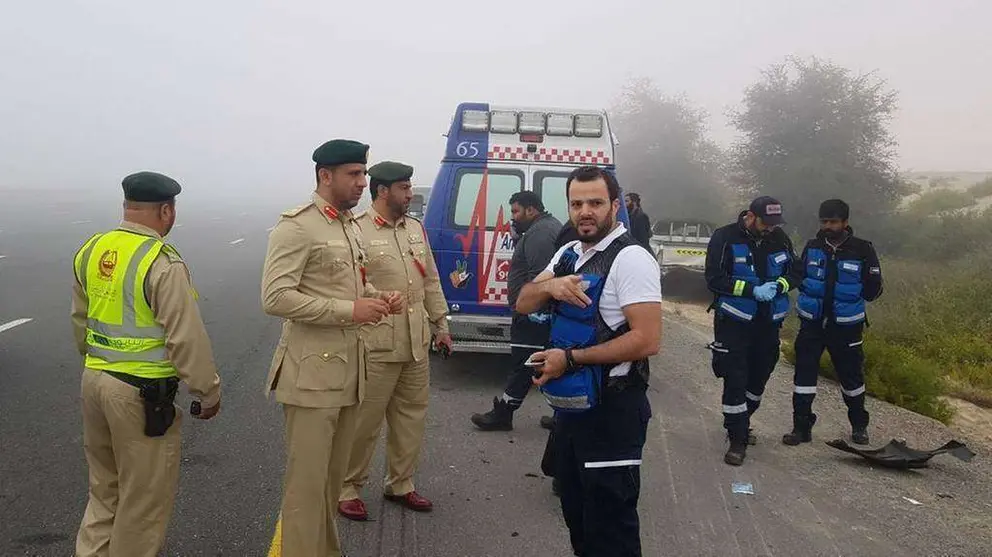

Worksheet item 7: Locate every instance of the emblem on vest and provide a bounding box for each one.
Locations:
[98,250,118,280]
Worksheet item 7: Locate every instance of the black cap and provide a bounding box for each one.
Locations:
[122,171,182,202]
[749,196,785,226]
[819,199,850,220]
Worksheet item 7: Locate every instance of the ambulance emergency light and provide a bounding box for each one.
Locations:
[518,112,546,134]
[490,111,518,133]
[461,110,489,132]
[460,109,603,137]
[546,113,574,136]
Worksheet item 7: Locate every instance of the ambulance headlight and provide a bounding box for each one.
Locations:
[574,114,604,137]
[461,110,489,132]
[518,111,546,134]
[546,113,574,136]
[490,111,518,133]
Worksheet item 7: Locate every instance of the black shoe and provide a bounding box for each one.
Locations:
[782,413,817,446]
[724,443,747,466]
[470,397,514,431]
[747,428,757,446]
[851,426,869,445]
[540,415,555,430]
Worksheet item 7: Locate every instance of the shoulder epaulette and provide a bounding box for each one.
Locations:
[281,202,314,218]
[161,244,184,263]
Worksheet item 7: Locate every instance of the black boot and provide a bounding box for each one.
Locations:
[471,397,515,431]
[540,415,555,430]
[849,407,870,445]
[747,428,757,445]
[782,413,817,446]
[724,442,747,466]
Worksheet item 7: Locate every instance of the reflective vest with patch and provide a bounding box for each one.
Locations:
[540,234,648,413]
[796,247,866,325]
[716,243,790,323]
[73,229,178,378]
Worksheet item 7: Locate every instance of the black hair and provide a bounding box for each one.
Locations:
[819,198,850,220]
[369,177,388,200]
[565,166,620,201]
[509,190,545,212]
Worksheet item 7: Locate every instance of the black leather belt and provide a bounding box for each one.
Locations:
[102,370,154,389]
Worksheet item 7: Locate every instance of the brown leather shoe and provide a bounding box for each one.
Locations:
[337,498,369,521]
[384,491,433,512]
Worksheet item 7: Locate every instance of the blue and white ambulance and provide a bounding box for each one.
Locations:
[422,102,631,354]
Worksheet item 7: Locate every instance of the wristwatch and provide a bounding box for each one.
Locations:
[564,348,577,371]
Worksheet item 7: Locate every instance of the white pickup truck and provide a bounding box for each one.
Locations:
[650,221,714,277]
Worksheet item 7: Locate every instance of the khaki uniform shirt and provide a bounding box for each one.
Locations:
[261,192,380,408]
[70,221,222,407]
[356,207,449,363]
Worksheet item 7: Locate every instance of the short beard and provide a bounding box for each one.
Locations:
[577,215,614,244]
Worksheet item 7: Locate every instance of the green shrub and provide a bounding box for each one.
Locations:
[968,177,992,198]
[906,188,975,216]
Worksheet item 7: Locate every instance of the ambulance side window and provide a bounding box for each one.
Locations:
[451,169,524,229]
[534,171,571,225]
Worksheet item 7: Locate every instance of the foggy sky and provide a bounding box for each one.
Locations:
[1,0,989,202]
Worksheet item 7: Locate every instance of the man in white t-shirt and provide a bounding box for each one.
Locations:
[517,166,662,557]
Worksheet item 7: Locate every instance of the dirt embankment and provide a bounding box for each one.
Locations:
[662,276,992,447]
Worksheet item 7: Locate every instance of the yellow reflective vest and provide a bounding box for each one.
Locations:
[73,229,178,379]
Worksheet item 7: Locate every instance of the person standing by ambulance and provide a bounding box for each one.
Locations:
[261,140,403,557]
[470,191,562,431]
[337,161,451,520]
[783,199,883,447]
[72,171,222,557]
[518,166,662,557]
[705,196,801,466]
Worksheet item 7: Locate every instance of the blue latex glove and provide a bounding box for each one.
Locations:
[753,282,778,302]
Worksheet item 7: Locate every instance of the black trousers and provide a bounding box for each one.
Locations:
[710,315,781,443]
[793,320,869,427]
[503,315,551,405]
[554,387,651,557]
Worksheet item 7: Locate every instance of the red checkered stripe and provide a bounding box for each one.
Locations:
[482,287,510,302]
[488,145,612,165]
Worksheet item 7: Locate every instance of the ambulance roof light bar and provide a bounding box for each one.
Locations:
[459,109,603,138]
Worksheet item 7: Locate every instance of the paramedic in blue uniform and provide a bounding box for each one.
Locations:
[470,191,562,431]
[783,199,883,447]
[517,166,662,557]
[704,196,802,466]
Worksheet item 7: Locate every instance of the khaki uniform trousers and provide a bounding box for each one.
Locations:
[340,358,430,500]
[75,368,182,557]
[279,403,360,557]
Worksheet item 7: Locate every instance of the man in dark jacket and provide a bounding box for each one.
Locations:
[783,199,883,447]
[625,192,652,250]
[705,196,802,466]
[471,191,562,431]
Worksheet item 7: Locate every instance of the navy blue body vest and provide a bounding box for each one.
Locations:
[539,233,649,413]
[796,247,866,325]
[716,242,791,324]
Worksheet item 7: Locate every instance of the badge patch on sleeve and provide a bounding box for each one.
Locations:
[870,266,880,274]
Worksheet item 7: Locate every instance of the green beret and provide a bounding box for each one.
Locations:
[312,139,370,167]
[368,161,414,184]
[122,171,182,202]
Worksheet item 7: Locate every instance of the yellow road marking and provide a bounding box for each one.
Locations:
[267,517,281,557]
[673,248,707,256]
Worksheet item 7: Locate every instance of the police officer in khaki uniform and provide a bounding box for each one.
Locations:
[337,161,452,521]
[72,172,222,557]
[261,140,404,557]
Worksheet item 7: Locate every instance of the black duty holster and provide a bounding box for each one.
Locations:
[138,377,179,437]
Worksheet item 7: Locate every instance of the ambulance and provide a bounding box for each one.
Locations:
[422,102,631,354]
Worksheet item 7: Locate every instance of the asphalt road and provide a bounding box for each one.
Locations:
[1,192,990,556]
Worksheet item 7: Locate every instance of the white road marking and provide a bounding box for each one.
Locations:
[0,318,33,334]
[229,238,245,245]
[71,220,92,225]
[0,255,6,261]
